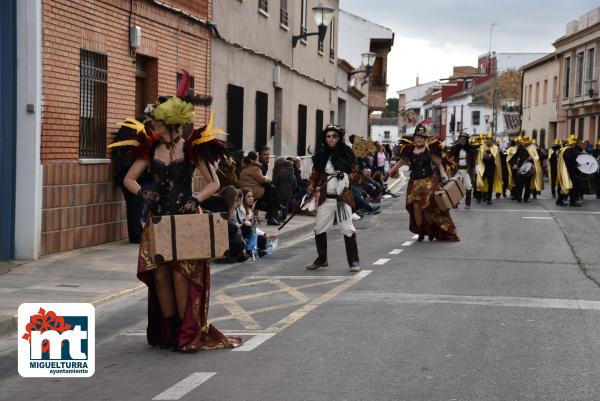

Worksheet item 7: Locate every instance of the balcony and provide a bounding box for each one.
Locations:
[368,74,387,110]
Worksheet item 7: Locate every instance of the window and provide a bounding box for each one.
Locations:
[258,0,268,13]
[543,80,548,104]
[587,48,595,81]
[329,18,335,60]
[576,52,584,95]
[540,128,546,148]
[384,131,390,139]
[528,84,532,106]
[176,71,195,97]
[553,76,558,100]
[300,0,307,36]
[570,118,576,135]
[578,117,584,140]
[297,104,307,156]
[472,110,480,126]
[535,82,540,105]
[79,49,107,159]
[564,56,571,97]
[280,0,288,27]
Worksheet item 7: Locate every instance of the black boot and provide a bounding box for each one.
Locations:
[417,225,425,242]
[161,314,181,351]
[305,233,328,270]
[344,233,360,272]
[465,190,472,209]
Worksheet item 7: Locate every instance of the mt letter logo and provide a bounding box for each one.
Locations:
[18,303,95,377]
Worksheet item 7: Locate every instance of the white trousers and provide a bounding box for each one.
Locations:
[453,169,473,191]
[315,198,356,237]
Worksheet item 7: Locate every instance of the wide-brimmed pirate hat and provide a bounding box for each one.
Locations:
[413,123,428,137]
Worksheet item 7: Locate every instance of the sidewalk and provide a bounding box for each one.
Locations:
[0,176,405,337]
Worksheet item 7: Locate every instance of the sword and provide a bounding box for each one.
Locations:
[278,194,312,230]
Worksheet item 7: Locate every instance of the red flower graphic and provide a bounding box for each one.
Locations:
[22,307,72,353]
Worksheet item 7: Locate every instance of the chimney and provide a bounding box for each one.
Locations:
[416,74,419,86]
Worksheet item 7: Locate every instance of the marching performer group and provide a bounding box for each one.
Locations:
[109,65,599,355]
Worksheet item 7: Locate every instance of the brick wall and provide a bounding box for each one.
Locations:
[41,0,212,255]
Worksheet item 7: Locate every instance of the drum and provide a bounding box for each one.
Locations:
[576,154,599,177]
[518,161,534,177]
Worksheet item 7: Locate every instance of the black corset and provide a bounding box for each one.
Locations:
[410,151,434,180]
[149,158,195,215]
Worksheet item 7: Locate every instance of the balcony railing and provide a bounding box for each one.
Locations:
[369,75,387,92]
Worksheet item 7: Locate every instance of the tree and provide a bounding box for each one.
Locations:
[381,97,398,118]
[485,68,522,107]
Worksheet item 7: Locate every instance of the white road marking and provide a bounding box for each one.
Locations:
[152,372,217,400]
[389,249,404,255]
[401,241,414,246]
[412,234,419,239]
[349,292,600,311]
[453,208,600,215]
[373,258,390,265]
[224,332,277,352]
[522,216,554,220]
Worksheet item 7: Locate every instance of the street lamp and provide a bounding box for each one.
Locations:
[292,5,335,48]
[348,52,377,78]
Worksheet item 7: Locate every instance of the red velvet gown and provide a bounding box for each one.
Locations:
[137,151,240,351]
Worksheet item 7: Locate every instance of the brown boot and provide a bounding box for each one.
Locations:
[305,232,328,270]
[344,233,360,272]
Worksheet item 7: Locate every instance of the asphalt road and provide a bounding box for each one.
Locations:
[1,189,600,401]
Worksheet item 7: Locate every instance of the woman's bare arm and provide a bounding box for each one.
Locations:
[195,160,220,203]
[123,159,150,195]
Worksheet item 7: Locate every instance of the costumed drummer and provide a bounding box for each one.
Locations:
[109,71,240,352]
[525,137,544,199]
[387,124,459,242]
[476,133,503,205]
[450,131,477,209]
[556,135,582,207]
[508,136,533,202]
[305,125,361,272]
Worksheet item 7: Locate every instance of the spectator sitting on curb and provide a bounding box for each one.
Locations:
[239,151,280,225]
[235,188,269,257]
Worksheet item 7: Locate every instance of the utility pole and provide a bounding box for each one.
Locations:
[489,22,498,136]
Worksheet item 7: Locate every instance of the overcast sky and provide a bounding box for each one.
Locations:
[339,0,599,98]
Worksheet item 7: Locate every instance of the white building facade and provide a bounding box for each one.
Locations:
[370,118,400,145]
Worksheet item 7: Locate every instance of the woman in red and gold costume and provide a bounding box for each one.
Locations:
[387,124,459,242]
[108,71,241,352]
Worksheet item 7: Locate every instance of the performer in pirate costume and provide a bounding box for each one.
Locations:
[387,124,459,241]
[476,133,503,205]
[305,125,361,272]
[108,71,241,352]
[548,138,562,198]
[450,131,477,208]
